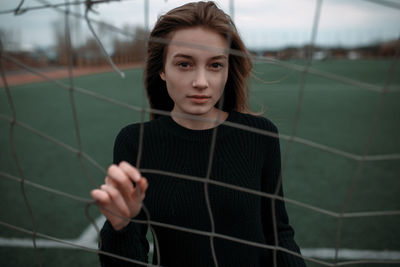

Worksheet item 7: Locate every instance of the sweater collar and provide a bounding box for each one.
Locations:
[157,111,238,142]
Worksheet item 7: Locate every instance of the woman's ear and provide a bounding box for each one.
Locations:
[160,71,166,81]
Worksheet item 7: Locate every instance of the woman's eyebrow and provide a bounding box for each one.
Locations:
[172,54,227,60]
[210,55,227,60]
[173,53,192,59]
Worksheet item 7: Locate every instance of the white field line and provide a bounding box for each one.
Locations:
[0,216,106,249]
[0,216,399,260]
[300,248,400,260]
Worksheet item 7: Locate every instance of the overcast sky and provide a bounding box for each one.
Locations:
[1,0,400,51]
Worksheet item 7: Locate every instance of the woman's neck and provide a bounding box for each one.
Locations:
[171,109,229,130]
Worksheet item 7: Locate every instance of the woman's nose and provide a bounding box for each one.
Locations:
[192,69,208,89]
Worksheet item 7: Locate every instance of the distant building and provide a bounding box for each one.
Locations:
[380,40,400,57]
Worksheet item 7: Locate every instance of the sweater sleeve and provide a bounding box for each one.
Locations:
[99,125,150,267]
[260,122,306,266]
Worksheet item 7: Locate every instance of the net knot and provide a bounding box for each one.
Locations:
[14,0,27,16]
[85,0,101,15]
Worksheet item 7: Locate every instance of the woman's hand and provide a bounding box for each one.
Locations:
[91,161,148,231]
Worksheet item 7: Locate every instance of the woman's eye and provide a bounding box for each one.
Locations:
[210,62,224,70]
[177,62,191,69]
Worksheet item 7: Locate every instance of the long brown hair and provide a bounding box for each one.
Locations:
[145,1,252,120]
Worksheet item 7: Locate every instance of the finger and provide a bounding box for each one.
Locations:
[130,178,148,202]
[119,161,142,183]
[100,184,131,218]
[91,189,113,218]
[136,178,148,201]
[91,189,116,219]
[91,189,111,205]
[105,176,118,188]
[107,165,135,199]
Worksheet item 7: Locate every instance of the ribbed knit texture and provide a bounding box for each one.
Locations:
[99,111,306,267]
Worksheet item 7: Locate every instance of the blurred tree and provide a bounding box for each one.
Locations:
[52,18,71,65]
[0,27,21,52]
[112,25,149,64]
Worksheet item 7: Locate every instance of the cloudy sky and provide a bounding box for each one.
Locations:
[0,0,399,51]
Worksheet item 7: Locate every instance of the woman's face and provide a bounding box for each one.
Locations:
[160,27,229,120]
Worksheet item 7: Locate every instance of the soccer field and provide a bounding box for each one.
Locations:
[0,59,399,266]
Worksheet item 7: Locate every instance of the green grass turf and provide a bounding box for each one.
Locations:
[0,59,399,266]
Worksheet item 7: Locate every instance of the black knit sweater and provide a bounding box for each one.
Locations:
[100,111,306,267]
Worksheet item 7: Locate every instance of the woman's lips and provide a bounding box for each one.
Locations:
[187,95,211,104]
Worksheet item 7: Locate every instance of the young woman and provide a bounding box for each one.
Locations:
[91,1,306,266]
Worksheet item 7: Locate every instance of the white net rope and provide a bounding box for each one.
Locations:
[0,0,400,266]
